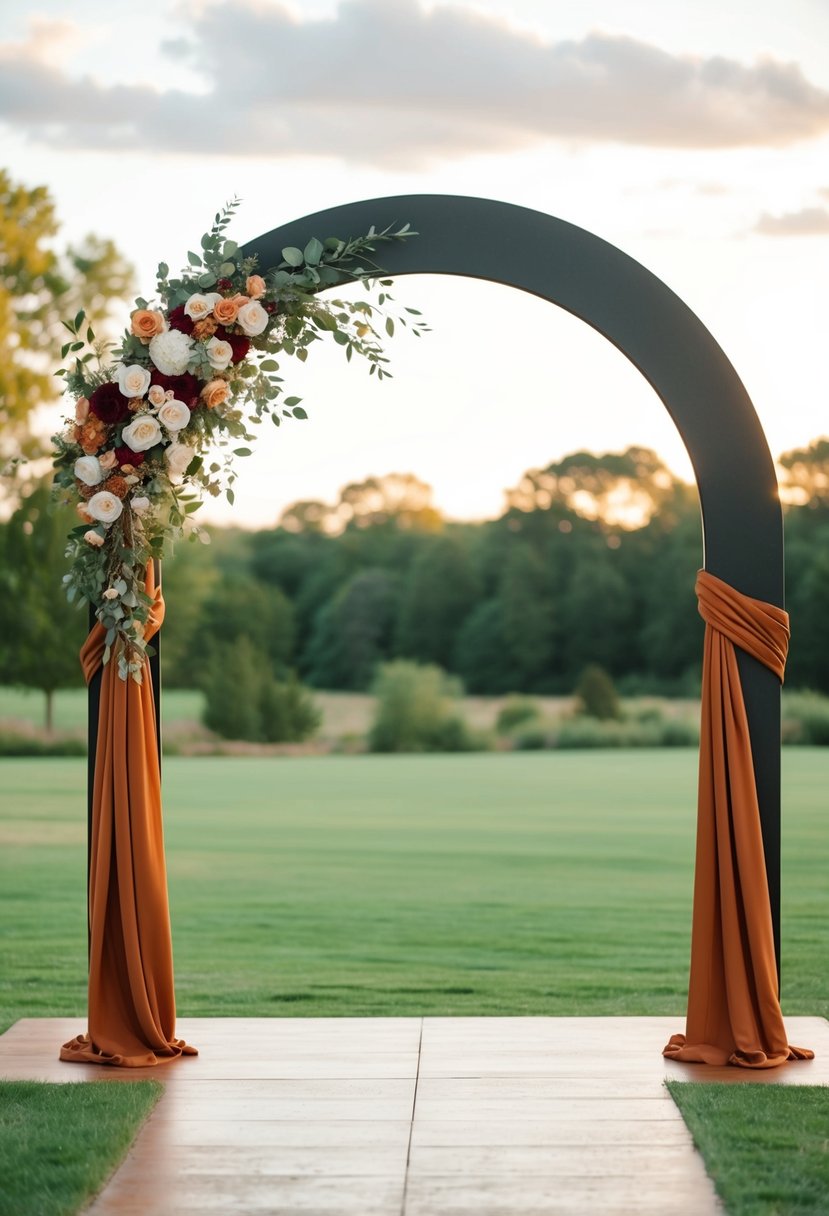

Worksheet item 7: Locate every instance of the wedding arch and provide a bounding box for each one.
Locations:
[70,195,809,1070]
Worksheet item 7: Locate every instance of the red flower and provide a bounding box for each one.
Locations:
[216,325,250,363]
[89,382,130,424]
[114,446,146,468]
[150,371,202,407]
[217,277,233,291]
[167,305,195,336]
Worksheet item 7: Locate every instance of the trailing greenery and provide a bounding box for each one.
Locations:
[0,1080,161,1216]
[668,1083,829,1215]
[1,751,826,1027]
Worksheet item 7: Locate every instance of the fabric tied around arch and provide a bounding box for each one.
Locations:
[663,569,812,1069]
[60,563,197,1068]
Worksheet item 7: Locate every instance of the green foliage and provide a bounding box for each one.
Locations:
[574,664,621,721]
[782,691,829,745]
[454,599,516,694]
[0,1080,161,1216]
[496,695,542,734]
[201,637,319,743]
[304,569,399,690]
[668,1082,829,1216]
[0,483,85,728]
[396,534,480,668]
[0,731,85,757]
[368,660,477,752]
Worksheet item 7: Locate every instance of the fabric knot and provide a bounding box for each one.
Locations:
[695,569,789,681]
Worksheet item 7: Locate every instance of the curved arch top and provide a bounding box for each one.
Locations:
[242,193,782,605]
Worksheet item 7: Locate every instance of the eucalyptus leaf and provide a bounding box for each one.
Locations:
[281,247,304,267]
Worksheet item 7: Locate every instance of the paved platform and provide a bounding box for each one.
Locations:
[2,1016,827,1215]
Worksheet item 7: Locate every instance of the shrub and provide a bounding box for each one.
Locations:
[369,660,476,753]
[202,637,320,743]
[782,691,829,745]
[574,664,621,720]
[0,731,86,757]
[496,695,542,734]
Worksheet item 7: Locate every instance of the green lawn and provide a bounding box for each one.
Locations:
[0,1081,161,1216]
[669,1083,829,1215]
[1,750,826,1029]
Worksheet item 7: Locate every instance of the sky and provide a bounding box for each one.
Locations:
[1,0,827,526]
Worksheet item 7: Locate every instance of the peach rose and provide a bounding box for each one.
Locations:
[212,295,247,325]
[75,397,90,424]
[246,275,266,299]
[77,504,93,523]
[201,378,231,409]
[130,309,166,342]
[84,529,104,547]
[98,450,118,471]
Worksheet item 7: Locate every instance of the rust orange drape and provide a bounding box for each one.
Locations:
[663,570,812,1068]
[61,564,196,1068]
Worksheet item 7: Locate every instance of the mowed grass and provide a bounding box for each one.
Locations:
[0,751,826,1029]
[0,1081,161,1216]
[668,1083,829,1215]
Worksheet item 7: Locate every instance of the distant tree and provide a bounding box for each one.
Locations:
[0,483,85,729]
[454,599,516,694]
[369,660,473,752]
[558,551,634,680]
[202,636,320,742]
[778,438,829,512]
[193,576,295,679]
[304,569,399,689]
[0,170,134,465]
[396,534,480,667]
[338,473,442,532]
[498,543,557,688]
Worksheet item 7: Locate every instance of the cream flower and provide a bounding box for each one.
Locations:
[130,496,151,514]
[116,363,152,399]
[205,336,233,370]
[98,450,118,471]
[157,398,191,432]
[166,442,195,480]
[103,587,119,600]
[86,491,124,524]
[149,329,194,376]
[184,293,213,321]
[84,529,104,547]
[147,384,167,408]
[236,299,269,336]
[121,415,163,452]
[74,455,103,486]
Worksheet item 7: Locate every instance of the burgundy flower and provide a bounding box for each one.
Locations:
[114,446,146,468]
[167,305,195,336]
[216,325,250,364]
[149,371,202,407]
[217,277,233,291]
[89,382,131,425]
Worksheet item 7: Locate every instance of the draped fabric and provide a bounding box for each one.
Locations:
[61,564,196,1068]
[663,570,813,1068]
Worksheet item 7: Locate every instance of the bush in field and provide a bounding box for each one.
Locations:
[496,696,542,734]
[203,637,319,743]
[574,664,621,721]
[781,691,829,745]
[369,660,478,752]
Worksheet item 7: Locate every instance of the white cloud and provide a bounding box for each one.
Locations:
[754,206,829,235]
[2,0,829,166]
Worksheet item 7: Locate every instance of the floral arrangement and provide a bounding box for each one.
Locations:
[52,200,425,680]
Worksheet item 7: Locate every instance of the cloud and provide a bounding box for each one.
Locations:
[2,0,829,166]
[753,206,829,235]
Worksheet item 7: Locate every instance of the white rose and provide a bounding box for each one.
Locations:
[205,292,223,309]
[147,384,167,408]
[74,455,103,486]
[121,415,163,452]
[206,336,233,370]
[84,530,104,547]
[157,398,191,432]
[149,329,194,376]
[235,299,268,337]
[115,363,151,399]
[166,442,195,480]
[130,496,151,514]
[103,587,119,600]
[86,491,124,524]
[184,293,212,321]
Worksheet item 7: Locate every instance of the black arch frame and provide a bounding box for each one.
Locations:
[91,194,786,972]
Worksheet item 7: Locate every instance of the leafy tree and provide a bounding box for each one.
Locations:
[779,438,829,511]
[0,170,134,464]
[0,483,85,729]
[498,543,557,688]
[202,636,320,742]
[558,551,634,680]
[304,569,399,689]
[454,599,516,694]
[395,533,480,667]
[193,576,295,679]
[368,660,473,752]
